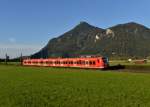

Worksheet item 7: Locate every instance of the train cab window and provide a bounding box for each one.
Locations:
[102,57,109,64]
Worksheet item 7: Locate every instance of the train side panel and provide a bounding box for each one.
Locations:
[23,57,109,69]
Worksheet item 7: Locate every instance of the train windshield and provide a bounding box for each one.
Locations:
[102,57,109,65]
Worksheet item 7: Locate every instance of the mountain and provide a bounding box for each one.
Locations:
[31,22,150,59]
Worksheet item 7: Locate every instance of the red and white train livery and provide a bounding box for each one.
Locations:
[23,57,109,69]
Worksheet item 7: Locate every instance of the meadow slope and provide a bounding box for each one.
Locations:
[0,65,150,107]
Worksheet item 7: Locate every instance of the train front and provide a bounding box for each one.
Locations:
[102,57,109,68]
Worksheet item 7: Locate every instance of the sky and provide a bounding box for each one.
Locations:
[0,0,150,58]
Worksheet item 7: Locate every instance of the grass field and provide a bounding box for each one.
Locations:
[1,65,150,107]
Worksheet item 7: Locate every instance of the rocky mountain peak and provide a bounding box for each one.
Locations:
[31,21,150,59]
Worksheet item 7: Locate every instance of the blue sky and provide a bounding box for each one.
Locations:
[0,0,150,58]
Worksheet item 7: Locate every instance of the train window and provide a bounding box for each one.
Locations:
[86,61,89,65]
[79,60,81,64]
[71,61,73,64]
[81,61,83,65]
[93,61,96,65]
[48,61,52,64]
[89,61,92,65]
[81,61,85,65]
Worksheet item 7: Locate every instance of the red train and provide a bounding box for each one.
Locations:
[23,56,109,69]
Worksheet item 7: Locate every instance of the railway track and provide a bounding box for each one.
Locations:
[108,64,150,73]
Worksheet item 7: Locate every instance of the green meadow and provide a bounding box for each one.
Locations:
[0,64,150,107]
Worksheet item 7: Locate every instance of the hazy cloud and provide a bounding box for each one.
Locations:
[8,37,16,43]
[0,43,43,58]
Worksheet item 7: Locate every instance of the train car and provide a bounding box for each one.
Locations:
[23,57,109,69]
